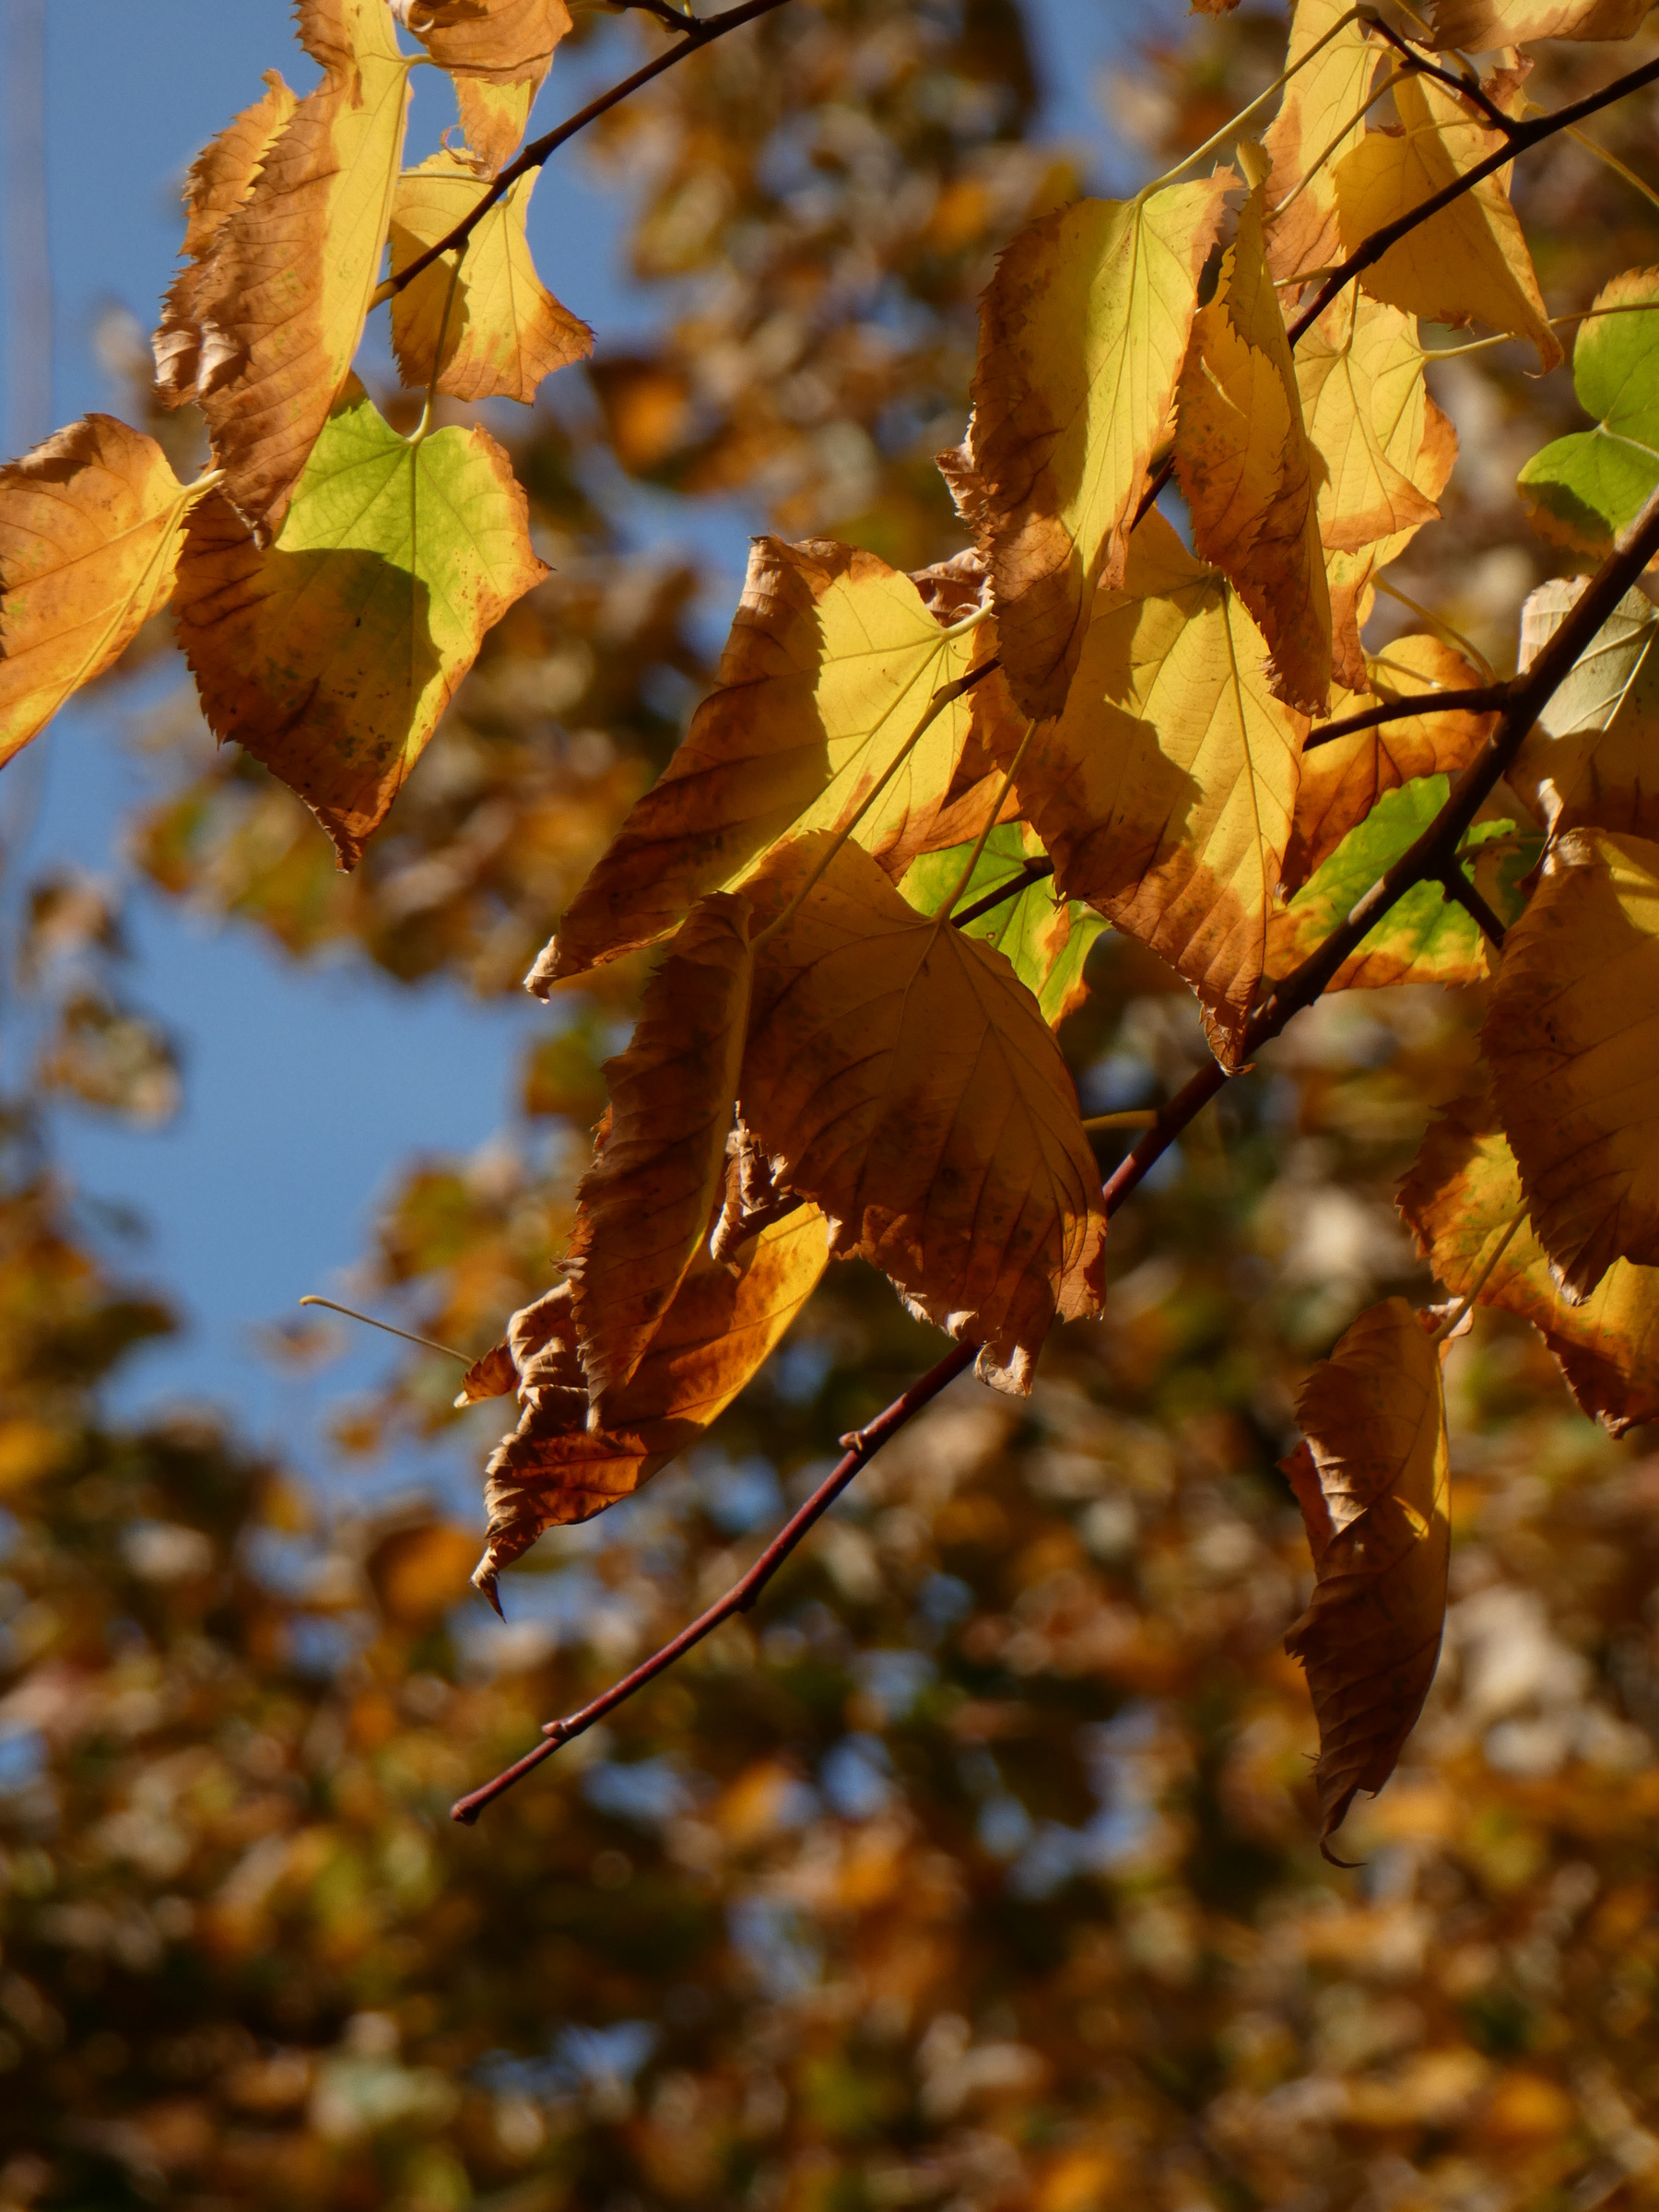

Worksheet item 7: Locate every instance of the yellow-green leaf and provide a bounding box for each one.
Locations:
[899,822,1106,1029]
[1262,0,1382,283]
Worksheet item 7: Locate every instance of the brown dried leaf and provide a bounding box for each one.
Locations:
[1425,0,1651,43]
[392,0,571,169]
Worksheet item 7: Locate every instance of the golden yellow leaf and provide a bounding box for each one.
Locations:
[961,173,1235,718]
[392,0,571,171]
[1484,828,1659,1299]
[1334,76,1561,371]
[389,149,591,402]
[185,0,414,536]
[476,1209,830,1597]
[1509,579,1659,841]
[0,417,203,769]
[1425,0,1651,43]
[1283,1297,1450,1854]
[1174,183,1331,712]
[568,894,753,1418]
[176,379,547,867]
[1008,512,1304,1068]
[1262,0,1382,283]
[740,835,1105,1393]
[153,71,299,408]
[1299,294,1442,557]
[535,537,984,984]
[1400,1082,1659,1437]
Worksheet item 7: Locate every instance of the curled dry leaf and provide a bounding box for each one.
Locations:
[961,172,1235,719]
[1510,580,1659,841]
[392,0,572,172]
[568,894,753,1420]
[389,150,592,403]
[711,1119,802,1267]
[175,379,547,867]
[1333,76,1561,373]
[740,836,1105,1393]
[0,417,205,768]
[1283,1296,1450,1855]
[1006,512,1304,1069]
[1484,828,1659,1299]
[535,537,983,985]
[1261,0,1381,284]
[475,1211,830,1600]
[1424,0,1651,44]
[1401,1083,1659,1436]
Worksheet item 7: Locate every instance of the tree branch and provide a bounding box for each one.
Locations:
[1303,682,1510,750]
[952,856,1054,928]
[1363,11,1523,140]
[1437,861,1507,947]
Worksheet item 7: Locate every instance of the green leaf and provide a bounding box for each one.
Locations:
[899,824,1106,1027]
[1517,270,1659,554]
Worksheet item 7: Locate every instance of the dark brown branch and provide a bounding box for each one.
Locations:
[1363,10,1522,139]
[1303,682,1509,750]
[1437,862,1507,946]
[952,855,1054,928]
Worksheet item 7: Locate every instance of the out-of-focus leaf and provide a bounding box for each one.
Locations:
[1425,0,1652,45]
[1510,577,1659,838]
[899,824,1105,1028]
[1518,271,1659,554]
[35,993,182,1125]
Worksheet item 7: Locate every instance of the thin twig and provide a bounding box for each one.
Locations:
[1437,862,1507,947]
[1364,10,1522,138]
[1303,682,1508,750]
[952,856,1054,928]
[1431,1211,1524,1341]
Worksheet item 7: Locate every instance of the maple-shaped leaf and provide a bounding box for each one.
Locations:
[1509,579,1659,840]
[535,538,985,985]
[475,1211,829,1599]
[1334,76,1561,372]
[898,824,1105,1029]
[0,417,206,767]
[959,172,1235,719]
[1262,0,1381,284]
[176,378,547,866]
[1401,1083,1659,1436]
[1518,270,1659,555]
[153,71,299,408]
[568,895,753,1419]
[1288,635,1497,888]
[1006,512,1303,1069]
[1268,775,1535,989]
[178,0,414,537]
[1284,1296,1450,1855]
[391,0,571,172]
[1424,0,1651,43]
[1174,176,1331,713]
[389,150,591,403]
[1484,828,1659,1299]
[1299,295,1444,558]
[741,835,1105,1392]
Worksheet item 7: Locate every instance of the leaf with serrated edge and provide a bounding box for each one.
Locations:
[1323,365,1456,693]
[899,823,1107,1029]
[1300,294,1442,557]
[569,894,753,1419]
[535,537,982,985]
[1334,76,1561,372]
[0,417,204,767]
[1174,182,1331,712]
[1425,0,1650,45]
[1262,0,1381,283]
[175,378,547,868]
[740,835,1105,1393]
[1510,577,1659,839]
[1401,1083,1659,1436]
[475,1211,829,1599]
[392,0,571,171]
[390,150,591,403]
[187,0,413,536]
[1519,270,1659,555]
[1284,1296,1450,1855]
[1006,512,1303,1070]
[1485,828,1659,1299]
[961,172,1235,719]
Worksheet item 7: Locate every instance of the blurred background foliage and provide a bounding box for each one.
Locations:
[6,0,1659,2206]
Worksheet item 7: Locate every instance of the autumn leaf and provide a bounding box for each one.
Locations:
[959,173,1235,718]
[1423,0,1652,45]
[1484,828,1659,1299]
[739,836,1105,1393]
[568,894,753,1418]
[1509,577,1659,841]
[0,417,206,769]
[1401,1083,1659,1437]
[175,378,547,867]
[1518,270,1659,555]
[1173,176,1331,712]
[153,71,299,408]
[182,0,414,536]
[899,824,1105,1029]
[1299,295,1443,557]
[1288,635,1497,887]
[1006,512,1303,1069]
[1283,1297,1451,1855]
[392,0,571,171]
[476,1210,830,1599]
[535,538,985,985]
[1334,76,1561,372]
[389,150,591,402]
[1262,0,1381,284]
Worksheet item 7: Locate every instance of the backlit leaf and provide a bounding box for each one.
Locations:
[535,538,984,985]
[1424,0,1652,44]
[1334,76,1561,372]
[391,0,571,171]
[899,823,1107,1029]
[1284,1296,1450,1853]
[1509,578,1659,838]
[1262,0,1382,284]
[960,173,1235,718]
[568,894,753,1418]
[1484,828,1659,1299]
[1299,295,1442,557]
[389,150,591,402]
[741,836,1106,1393]
[1517,270,1659,554]
[176,379,547,867]
[1006,512,1303,1069]
[0,417,204,768]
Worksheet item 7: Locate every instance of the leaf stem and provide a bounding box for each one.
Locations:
[928,720,1037,931]
[298,1295,470,1364]
[1430,1211,1524,1342]
[1303,680,1508,750]
[1436,860,1507,946]
[1141,7,1363,196]
[951,854,1054,928]
[1373,576,1498,681]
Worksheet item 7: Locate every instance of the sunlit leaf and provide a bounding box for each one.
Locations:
[899,823,1105,1028]
[1509,577,1659,839]
[1262,0,1382,283]
[1299,295,1442,557]
[1518,269,1659,555]
[391,0,571,171]
[1424,0,1652,44]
